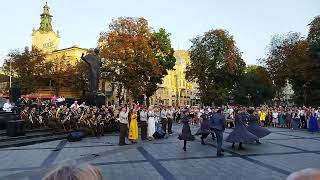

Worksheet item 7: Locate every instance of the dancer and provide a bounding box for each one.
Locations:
[147,106,156,140]
[226,108,258,150]
[178,109,195,151]
[210,108,226,157]
[195,108,214,145]
[247,108,271,144]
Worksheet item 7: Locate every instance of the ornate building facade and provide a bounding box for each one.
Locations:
[149,50,200,106]
[30,2,88,98]
[25,2,200,104]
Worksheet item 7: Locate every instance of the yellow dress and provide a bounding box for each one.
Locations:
[260,111,267,122]
[129,112,138,143]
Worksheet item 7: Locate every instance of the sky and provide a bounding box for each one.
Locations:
[0,0,319,65]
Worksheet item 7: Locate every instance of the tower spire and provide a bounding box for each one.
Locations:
[39,1,53,32]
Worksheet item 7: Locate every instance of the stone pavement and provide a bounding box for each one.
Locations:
[0,124,319,180]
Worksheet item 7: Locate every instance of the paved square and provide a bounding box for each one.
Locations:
[0,124,319,180]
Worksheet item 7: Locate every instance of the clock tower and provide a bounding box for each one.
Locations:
[32,2,60,52]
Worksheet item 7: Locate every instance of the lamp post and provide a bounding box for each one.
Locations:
[9,61,12,88]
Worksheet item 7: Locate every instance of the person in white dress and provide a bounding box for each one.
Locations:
[147,106,156,140]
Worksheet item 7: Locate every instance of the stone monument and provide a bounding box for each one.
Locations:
[81,48,105,106]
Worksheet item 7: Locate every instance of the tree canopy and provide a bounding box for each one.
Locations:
[186,29,246,106]
[99,17,175,103]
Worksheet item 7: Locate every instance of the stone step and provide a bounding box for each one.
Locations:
[0,131,65,142]
[0,128,51,136]
[0,134,68,149]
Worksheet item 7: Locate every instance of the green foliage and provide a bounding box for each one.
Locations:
[262,15,320,106]
[232,65,275,106]
[99,17,175,103]
[2,47,87,95]
[186,29,246,106]
[3,47,47,94]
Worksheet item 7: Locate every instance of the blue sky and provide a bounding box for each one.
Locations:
[0,0,319,65]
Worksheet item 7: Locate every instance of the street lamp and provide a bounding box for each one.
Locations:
[9,61,12,88]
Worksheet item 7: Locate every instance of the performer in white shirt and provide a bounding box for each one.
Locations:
[140,107,148,140]
[118,106,129,146]
[167,107,174,134]
[160,107,168,134]
[3,99,13,112]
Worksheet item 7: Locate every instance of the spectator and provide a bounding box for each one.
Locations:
[287,168,320,180]
[42,160,103,180]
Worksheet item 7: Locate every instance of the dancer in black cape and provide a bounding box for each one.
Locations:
[195,108,215,145]
[178,109,195,151]
[247,108,271,144]
[226,108,258,150]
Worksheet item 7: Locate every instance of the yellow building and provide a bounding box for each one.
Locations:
[30,2,88,98]
[150,50,200,106]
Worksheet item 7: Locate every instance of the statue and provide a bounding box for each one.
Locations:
[81,48,102,96]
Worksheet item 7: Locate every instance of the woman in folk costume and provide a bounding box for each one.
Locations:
[195,108,214,145]
[247,108,271,144]
[147,106,156,140]
[178,109,195,151]
[226,108,258,150]
[128,106,139,143]
[308,108,319,133]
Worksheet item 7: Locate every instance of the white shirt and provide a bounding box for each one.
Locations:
[3,102,13,112]
[70,103,79,109]
[272,112,278,119]
[140,110,148,122]
[57,98,64,102]
[161,109,167,119]
[119,111,129,124]
[299,110,305,116]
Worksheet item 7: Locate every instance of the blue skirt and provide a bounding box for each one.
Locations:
[308,116,319,133]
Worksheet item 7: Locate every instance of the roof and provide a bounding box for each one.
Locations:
[52,46,88,53]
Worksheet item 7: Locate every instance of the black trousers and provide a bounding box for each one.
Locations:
[119,123,128,145]
[161,118,167,133]
[300,116,307,129]
[168,118,173,134]
[140,121,148,140]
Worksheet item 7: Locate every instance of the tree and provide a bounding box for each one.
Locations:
[45,55,81,95]
[3,47,48,94]
[307,16,320,105]
[263,32,314,105]
[186,29,246,106]
[144,28,176,106]
[232,65,275,106]
[99,17,175,104]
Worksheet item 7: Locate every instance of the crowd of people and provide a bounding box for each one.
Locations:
[1,98,320,179]
[2,97,319,147]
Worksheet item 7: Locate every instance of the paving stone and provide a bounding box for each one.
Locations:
[160,157,286,180]
[250,153,320,173]
[0,125,319,180]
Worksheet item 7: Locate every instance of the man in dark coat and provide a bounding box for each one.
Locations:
[210,108,226,157]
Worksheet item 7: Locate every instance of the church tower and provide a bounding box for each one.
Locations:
[32,2,60,52]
